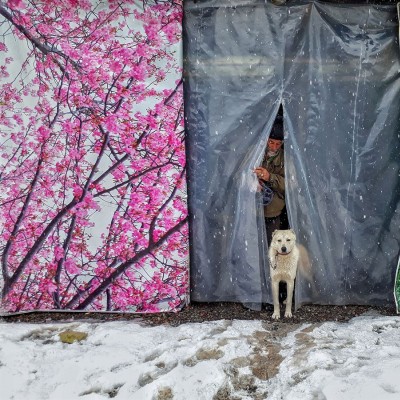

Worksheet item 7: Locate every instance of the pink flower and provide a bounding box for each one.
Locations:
[135,43,148,57]
[72,185,83,198]
[37,126,50,141]
[162,23,180,43]
[46,280,58,295]
[104,115,118,132]
[7,0,24,9]
[54,246,64,261]
[65,259,80,275]
[131,63,147,81]
[110,60,122,73]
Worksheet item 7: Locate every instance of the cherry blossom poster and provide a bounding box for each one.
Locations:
[0,0,188,313]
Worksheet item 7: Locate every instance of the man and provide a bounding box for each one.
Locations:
[253,116,285,245]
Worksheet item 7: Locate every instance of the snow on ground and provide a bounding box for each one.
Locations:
[1,314,400,400]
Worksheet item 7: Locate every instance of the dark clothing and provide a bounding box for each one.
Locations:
[261,148,285,219]
[259,147,285,245]
[265,216,281,245]
[280,206,289,230]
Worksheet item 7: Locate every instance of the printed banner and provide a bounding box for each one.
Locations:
[0,0,188,313]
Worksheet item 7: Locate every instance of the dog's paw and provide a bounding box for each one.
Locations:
[284,311,292,318]
[271,312,280,320]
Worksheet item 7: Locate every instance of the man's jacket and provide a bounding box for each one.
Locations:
[261,148,285,218]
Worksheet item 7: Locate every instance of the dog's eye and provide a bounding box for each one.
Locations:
[277,239,282,242]
[287,239,291,242]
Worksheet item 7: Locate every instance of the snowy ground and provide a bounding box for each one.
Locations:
[1,313,400,400]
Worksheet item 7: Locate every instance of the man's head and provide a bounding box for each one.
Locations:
[267,117,284,153]
[267,138,283,153]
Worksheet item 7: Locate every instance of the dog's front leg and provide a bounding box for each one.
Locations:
[269,251,277,270]
[271,280,280,319]
[284,279,294,318]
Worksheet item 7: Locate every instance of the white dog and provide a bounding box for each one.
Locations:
[269,229,299,319]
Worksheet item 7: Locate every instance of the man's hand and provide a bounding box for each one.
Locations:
[253,167,270,181]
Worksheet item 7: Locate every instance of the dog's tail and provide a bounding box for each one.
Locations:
[297,244,318,297]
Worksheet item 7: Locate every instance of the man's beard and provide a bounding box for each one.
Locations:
[267,149,278,157]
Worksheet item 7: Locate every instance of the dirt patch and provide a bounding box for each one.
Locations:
[196,347,224,361]
[230,356,251,368]
[250,354,271,380]
[213,322,303,399]
[246,323,301,381]
[291,324,321,367]
[20,326,61,344]
[213,384,241,400]
[155,387,174,400]
[231,374,257,392]
[184,347,224,367]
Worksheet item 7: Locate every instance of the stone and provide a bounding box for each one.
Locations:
[59,330,88,344]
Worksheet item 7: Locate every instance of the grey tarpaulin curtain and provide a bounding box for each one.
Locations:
[184,0,400,308]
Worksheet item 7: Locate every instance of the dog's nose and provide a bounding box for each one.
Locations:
[281,246,287,253]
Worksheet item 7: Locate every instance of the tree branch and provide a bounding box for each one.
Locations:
[0,4,79,75]
[1,155,43,282]
[74,216,187,310]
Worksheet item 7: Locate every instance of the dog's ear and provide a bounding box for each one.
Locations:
[289,228,296,238]
[272,229,278,237]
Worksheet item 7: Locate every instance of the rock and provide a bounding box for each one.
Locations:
[59,330,88,344]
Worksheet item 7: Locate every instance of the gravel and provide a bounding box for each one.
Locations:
[0,302,397,326]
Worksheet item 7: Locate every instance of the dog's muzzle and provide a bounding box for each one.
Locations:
[277,247,292,257]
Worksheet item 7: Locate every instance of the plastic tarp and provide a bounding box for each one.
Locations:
[184,0,400,308]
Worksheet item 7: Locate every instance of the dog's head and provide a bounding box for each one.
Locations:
[271,229,296,254]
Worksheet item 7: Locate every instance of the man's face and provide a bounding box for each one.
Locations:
[267,138,283,152]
